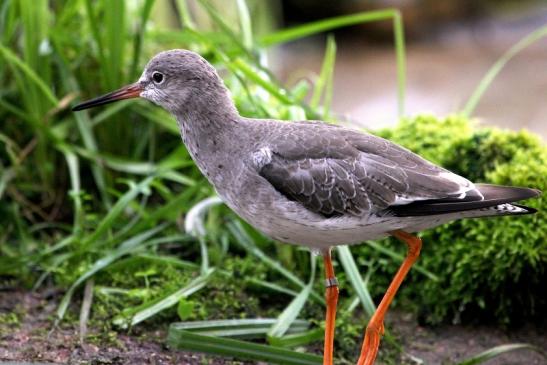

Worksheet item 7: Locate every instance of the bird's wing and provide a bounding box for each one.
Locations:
[255,122,480,217]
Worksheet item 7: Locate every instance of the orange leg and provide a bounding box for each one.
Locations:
[323,249,339,365]
[357,230,422,365]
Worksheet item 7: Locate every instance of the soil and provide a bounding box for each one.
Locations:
[0,288,545,365]
[0,289,232,365]
[388,310,547,365]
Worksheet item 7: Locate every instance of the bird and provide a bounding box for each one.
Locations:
[73,49,541,365]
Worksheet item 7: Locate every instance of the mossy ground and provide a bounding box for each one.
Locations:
[1,288,546,364]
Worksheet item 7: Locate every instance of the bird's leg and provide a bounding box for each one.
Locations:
[323,248,339,365]
[357,230,422,365]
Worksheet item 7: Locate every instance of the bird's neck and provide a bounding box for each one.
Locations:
[175,89,242,185]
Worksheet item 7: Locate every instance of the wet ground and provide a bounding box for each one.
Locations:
[273,6,547,138]
[1,289,545,365]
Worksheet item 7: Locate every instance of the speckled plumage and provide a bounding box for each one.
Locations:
[75,49,541,250]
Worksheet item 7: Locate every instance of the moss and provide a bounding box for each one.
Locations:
[444,128,544,181]
[0,310,22,339]
[89,255,274,327]
[376,115,547,326]
[0,312,20,327]
[86,330,123,349]
[377,114,473,165]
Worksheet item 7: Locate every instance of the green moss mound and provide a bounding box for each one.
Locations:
[377,114,547,326]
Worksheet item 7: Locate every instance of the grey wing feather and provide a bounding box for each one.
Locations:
[257,121,477,217]
[260,154,372,216]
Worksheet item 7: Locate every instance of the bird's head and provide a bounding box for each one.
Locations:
[72,49,229,115]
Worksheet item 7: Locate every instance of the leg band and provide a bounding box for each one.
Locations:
[325,277,339,288]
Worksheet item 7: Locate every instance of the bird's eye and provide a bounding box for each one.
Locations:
[152,71,164,84]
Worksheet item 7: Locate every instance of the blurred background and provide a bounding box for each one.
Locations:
[173,0,547,135]
[274,0,547,136]
[1,1,546,364]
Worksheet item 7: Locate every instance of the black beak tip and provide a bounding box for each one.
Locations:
[72,104,84,112]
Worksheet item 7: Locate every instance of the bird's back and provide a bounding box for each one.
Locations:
[216,118,540,247]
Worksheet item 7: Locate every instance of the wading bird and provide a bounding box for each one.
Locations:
[73,50,541,365]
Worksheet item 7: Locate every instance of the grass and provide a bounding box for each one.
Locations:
[1,1,546,364]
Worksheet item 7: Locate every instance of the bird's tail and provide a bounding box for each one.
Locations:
[392,184,541,217]
[470,184,540,217]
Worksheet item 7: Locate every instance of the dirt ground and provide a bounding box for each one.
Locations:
[0,289,545,365]
[388,311,547,365]
[0,289,232,365]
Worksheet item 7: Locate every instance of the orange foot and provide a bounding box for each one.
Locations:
[357,322,384,365]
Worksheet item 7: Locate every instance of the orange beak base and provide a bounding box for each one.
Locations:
[72,83,143,111]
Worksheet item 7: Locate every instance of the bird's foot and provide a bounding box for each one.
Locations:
[357,321,384,365]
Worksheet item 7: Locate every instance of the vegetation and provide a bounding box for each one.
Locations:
[378,116,547,326]
[1,1,546,364]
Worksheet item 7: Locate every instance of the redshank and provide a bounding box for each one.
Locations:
[73,49,541,365]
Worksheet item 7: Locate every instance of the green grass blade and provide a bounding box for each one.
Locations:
[236,0,252,49]
[462,24,547,117]
[185,196,223,274]
[171,318,309,339]
[197,236,209,275]
[130,0,155,78]
[456,343,546,365]
[120,270,213,328]
[392,10,406,116]
[83,0,105,66]
[71,146,165,176]
[230,58,293,104]
[310,35,336,113]
[268,253,316,341]
[267,285,311,340]
[90,102,130,127]
[78,278,94,342]
[366,240,438,281]
[0,0,17,43]
[56,224,169,322]
[228,221,324,305]
[336,245,376,317]
[159,170,197,186]
[134,253,300,297]
[127,254,199,271]
[176,0,195,29]
[167,330,322,365]
[268,328,323,348]
[259,9,406,116]
[0,44,58,105]
[135,104,179,134]
[0,167,15,200]
[196,0,255,60]
[185,195,223,237]
[0,98,32,123]
[104,0,126,87]
[51,40,112,208]
[260,9,395,46]
[132,186,200,229]
[245,278,300,297]
[171,318,308,331]
[61,148,83,236]
[81,176,155,248]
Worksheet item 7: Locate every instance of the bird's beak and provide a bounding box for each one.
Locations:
[72,82,143,111]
